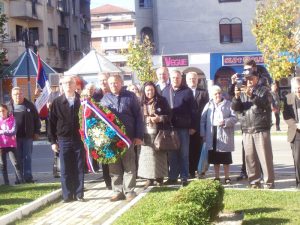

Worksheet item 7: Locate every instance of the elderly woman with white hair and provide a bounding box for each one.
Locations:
[200,85,237,184]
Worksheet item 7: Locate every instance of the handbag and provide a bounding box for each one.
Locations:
[154,127,180,151]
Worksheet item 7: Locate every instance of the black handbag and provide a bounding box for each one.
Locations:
[154,127,180,151]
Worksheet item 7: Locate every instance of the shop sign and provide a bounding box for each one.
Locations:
[222,54,264,66]
[162,55,189,67]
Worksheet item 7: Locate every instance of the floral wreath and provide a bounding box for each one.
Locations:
[79,99,131,167]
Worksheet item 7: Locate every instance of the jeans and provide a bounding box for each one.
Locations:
[0,147,22,184]
[16,138,33,182]
[58,138,84,200]
[168,128,190,181]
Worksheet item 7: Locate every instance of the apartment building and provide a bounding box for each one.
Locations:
[91,4,136,80]
[0,0,91,72]
[135,0,264,91]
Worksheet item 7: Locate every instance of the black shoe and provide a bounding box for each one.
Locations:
[181,180,189,187]
[224,178,232,185]
[163,179,178,185]
[75,197,85,202]
[236,173,248,181]
[213,178,221,182]
[25,179,35,184]
[63,198,73,203]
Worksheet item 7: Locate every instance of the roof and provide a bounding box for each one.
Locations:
[91,4,132,15]
[1,49,56,78]
[64,50,121,76]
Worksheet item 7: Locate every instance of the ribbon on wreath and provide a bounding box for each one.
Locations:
[81,99,132,173]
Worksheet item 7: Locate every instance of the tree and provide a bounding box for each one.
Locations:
[124,36,156,83]
[0,13,8,69]
[252,0,300,80]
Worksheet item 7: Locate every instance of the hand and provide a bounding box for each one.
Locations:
[150,114,161,123]
[133,138,143,146]
[189,129,196,135]
[33,134,39,141]
[201,136,206,142]
[51,144,59,153]
[245,87,253,97]
[218,120,225,127]
[234,86,241,99]
[231,73,238,84]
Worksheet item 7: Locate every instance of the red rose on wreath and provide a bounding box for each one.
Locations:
[106,113,115,122]
[116,140,126,149]
[79,129,84,138]
[91,150,99,159]
[84,108,92,118]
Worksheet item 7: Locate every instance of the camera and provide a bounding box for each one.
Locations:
[236,73,246,89]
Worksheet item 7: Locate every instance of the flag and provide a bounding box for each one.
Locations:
[35,53,51,113]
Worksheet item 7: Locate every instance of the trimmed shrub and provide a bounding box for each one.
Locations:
[171,180,224,220]
[146,180,224,225]
[149,202,209,225]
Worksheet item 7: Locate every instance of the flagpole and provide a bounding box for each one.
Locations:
[23,29,31,101]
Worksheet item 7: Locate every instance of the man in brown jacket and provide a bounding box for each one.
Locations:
[283,76,300,189]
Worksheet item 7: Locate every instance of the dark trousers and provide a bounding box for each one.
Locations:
[291,132,300,187]
[241,141,247,174]
[102,163,111,188]
[274,112,280,130]
[0,147,22,185]
[58,138,84,200]
[189,132,203,177]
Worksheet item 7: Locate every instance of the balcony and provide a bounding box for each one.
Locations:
[9,0,42,21]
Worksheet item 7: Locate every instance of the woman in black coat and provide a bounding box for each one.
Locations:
[138,81,171,188]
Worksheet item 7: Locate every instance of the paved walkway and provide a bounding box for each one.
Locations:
[0,116,295,224]
[3,167,296,225]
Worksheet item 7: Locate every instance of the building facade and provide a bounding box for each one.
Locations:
[91,4,135,82]
[135,0,264,90]
[0,0,91,72]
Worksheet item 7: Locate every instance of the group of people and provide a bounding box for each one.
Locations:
[0,87,41,185]
[2,58,300,204]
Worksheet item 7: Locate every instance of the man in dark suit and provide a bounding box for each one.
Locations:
[283,76,300,189]
[49,76,84,202]
[186,72,209,178]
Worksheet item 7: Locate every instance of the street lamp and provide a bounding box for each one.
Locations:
[22,28,31,100]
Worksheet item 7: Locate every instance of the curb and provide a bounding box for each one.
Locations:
[0,189,62,225]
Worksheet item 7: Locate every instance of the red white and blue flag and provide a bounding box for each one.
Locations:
[35,53,51,113]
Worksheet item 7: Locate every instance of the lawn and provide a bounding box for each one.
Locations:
[114,188,300,225]
[0,183,60,217]
[224,189,300,225]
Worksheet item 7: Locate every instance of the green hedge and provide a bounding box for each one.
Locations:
[148,180,224,225]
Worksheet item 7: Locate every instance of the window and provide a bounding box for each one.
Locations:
[16,25,23,41]
[219,18,242,43]
[28,27,39,45]
[72,0,75,15]
[0,2,4,14]
[139,0,152,8]
[48,28,53,45]
[219,0,241,2]
[47,0,52,7]
[74,35,78,50]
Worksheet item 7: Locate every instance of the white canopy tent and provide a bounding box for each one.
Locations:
[64,50,122,85]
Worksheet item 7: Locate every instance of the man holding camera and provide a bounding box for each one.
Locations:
[231,70,275,189]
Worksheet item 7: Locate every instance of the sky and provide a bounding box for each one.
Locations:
[90,0,135,11]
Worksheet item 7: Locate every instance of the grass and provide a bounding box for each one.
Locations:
[0,183,60,217]
[114,188,300,225]
[224,189,300,225]
[114,187,177,225]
